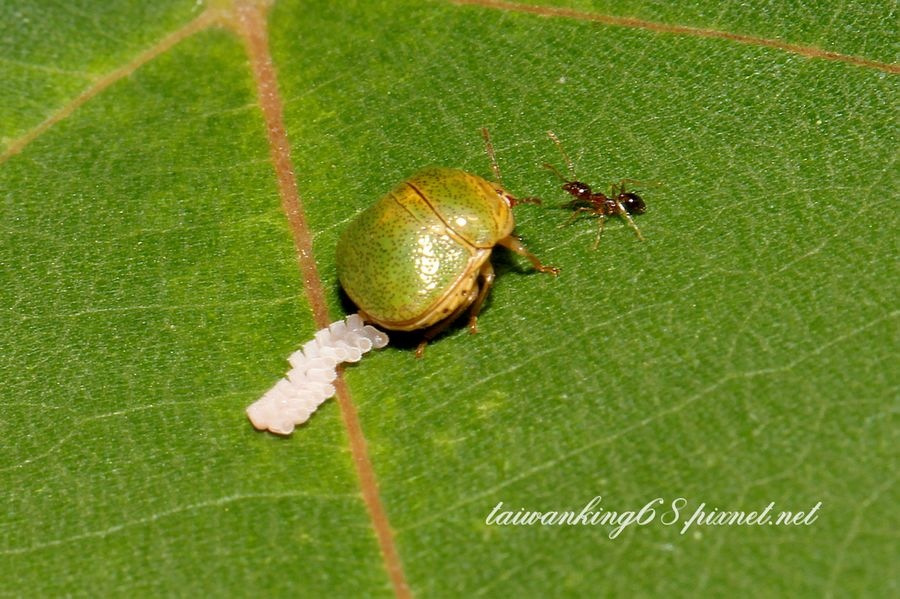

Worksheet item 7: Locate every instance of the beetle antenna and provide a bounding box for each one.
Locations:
[547,131,577,180]
[481,127,504,184]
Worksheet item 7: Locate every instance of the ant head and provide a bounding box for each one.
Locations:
[620,192,646,214]
[563,181,591,197]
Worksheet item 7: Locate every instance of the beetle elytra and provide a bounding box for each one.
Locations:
[336,129,558,356]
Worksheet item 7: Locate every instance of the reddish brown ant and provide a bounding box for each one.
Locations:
[544,131,646,249]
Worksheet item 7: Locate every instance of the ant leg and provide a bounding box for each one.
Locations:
[613,178,663,191]
[497,235,560,275]
[615,178,644,189]
[614,199,645,241]
[591,215,607,250]
[466,261,495,335]
[558,206,595,228]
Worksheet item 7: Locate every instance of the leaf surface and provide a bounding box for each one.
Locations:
[1,0,896,596]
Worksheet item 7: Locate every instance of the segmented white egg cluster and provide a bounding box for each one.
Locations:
[246,313,389,435]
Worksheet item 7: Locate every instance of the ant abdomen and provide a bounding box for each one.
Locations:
[619,192,646,215]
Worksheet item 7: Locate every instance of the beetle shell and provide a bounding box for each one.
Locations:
[336,167,515,331]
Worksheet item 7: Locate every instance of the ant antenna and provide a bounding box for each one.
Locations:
[481,127,504,184]
[542,161,569,183]
[546,131,577,180]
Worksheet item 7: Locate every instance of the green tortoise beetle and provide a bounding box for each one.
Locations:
[336,129,559,356]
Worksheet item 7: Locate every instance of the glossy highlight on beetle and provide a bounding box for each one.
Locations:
[336,130,558,356]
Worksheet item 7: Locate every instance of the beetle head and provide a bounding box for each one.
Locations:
[488,183,512,206]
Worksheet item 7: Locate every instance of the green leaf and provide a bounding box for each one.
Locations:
[2,0,895,596]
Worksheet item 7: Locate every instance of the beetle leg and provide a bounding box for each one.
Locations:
[415,288,479,358]
[466,261,495,335]
[497,236,560,276]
